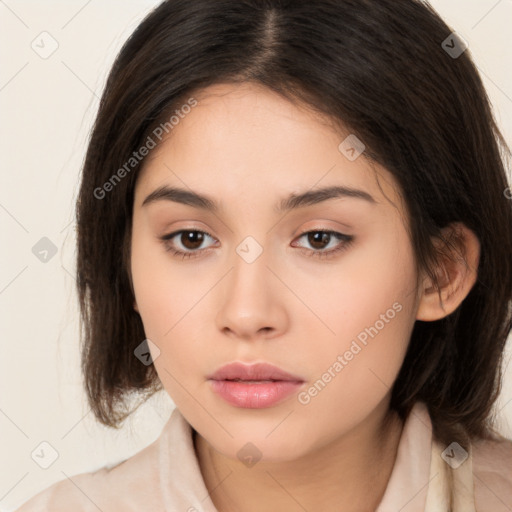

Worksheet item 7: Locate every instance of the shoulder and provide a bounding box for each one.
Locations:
[14,407,215,512]
[471,432,512,512]
[14,431,164,512]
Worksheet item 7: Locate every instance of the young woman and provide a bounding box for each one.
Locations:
[16,0,512,510]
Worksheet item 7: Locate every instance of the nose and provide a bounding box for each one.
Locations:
[215,247,289,341]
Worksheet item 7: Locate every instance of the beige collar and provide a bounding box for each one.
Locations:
[375,401,475,511]
[425,436,475,511]
[163,401,476,511]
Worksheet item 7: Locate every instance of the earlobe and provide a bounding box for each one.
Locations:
[416,223,480,322]
[133,301,139,313]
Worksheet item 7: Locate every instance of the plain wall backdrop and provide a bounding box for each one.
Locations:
[1,0,511,510]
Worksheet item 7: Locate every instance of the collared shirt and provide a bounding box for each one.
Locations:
[14,401,512,511]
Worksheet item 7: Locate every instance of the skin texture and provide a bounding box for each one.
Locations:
[130,82,480,512]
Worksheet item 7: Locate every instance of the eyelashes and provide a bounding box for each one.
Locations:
[159,229,354,261]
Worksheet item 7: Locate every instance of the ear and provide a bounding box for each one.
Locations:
[416,222,480,321]
[133,300,139,313]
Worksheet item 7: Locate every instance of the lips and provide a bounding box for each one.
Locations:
[207,362,304,383]
[207,362,305,408]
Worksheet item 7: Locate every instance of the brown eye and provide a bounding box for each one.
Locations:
[307,231,332,250]
[160,229,217,259]
[292,230,354,260]
[179,230,206,250]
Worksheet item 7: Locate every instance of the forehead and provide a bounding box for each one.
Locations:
[134,82,403,215]
[141,81,342,170]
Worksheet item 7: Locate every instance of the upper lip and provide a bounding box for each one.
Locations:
[208,362,305,382]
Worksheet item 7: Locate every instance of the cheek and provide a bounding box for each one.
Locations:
[131,227,199,336]
[292,292,413,449]
[301,229,416,401]
[130,230,214,396]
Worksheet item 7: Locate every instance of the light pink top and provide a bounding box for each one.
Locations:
[14,401,512,511]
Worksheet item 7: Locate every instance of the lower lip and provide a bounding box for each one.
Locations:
[209,379,304,408]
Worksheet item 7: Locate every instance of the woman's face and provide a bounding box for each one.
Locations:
[130,81,422,462]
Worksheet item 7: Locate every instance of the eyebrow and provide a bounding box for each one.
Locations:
[141,184,377,213]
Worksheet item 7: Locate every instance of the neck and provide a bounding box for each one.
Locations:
[193,401,404,512]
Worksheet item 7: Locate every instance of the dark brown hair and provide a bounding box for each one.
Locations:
[76,0,512,449]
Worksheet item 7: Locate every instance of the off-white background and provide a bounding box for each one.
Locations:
[1,1,511,510]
